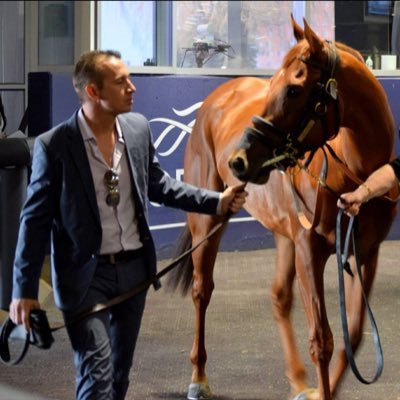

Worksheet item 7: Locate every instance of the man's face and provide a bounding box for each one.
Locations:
[96,57,136,115]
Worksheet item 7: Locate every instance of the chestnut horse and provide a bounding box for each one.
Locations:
[168,17,398,400]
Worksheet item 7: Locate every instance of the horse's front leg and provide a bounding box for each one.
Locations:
[187,215,225,400]
[294,232,333,400]
[271,232,309,395]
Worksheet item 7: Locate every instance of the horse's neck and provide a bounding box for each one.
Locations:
[337,74,394,174]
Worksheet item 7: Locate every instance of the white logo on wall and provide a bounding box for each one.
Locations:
[150,101,202,179]
[148,102,202,214]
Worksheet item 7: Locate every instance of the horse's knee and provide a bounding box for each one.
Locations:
[270,284,293,320]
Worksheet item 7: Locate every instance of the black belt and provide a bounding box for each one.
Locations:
[98,248,144,264]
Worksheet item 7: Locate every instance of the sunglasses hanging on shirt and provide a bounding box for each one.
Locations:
[103,169,120,207]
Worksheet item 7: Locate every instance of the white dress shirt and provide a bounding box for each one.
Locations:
[77,109,143,254]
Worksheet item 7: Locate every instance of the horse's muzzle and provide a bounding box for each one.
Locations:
[228,149,249,181]
[228,116,288,183]
[229,148,273,184]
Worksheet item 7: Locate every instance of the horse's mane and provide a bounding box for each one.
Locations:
[334,41,364,63]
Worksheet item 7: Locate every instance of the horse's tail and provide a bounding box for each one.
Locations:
[165,225,194,296]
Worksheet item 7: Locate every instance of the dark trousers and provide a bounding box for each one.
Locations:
[63,255,148,400]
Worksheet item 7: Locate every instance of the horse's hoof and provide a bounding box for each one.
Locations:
[292,388,319,400]
[187,382,213,399]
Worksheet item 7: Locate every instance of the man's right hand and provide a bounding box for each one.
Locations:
[220,183,248,215]
[9,298,41,333]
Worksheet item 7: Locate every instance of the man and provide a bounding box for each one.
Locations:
[9,50,247,400]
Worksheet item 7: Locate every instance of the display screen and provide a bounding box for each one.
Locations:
[366,1,394,16]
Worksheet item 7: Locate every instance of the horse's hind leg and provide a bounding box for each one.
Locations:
[329,247,379,396]
[187,213,226,400]
[271,232,309,396]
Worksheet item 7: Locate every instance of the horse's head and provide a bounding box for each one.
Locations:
[229,16,343,184]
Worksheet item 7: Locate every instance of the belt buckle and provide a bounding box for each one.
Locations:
[109,254,116,264]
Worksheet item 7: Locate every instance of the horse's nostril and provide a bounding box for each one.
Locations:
[230,157,246,174]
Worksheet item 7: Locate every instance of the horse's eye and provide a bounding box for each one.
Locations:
[287,86,301,98]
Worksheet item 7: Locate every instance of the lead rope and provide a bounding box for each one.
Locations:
[336,208,383,384]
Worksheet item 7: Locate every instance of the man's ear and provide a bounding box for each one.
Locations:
[85,83,99,102]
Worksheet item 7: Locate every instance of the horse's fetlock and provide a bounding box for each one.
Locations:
[190,350,207,366]
[287,366,307,386]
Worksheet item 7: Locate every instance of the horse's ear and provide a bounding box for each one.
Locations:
[291,13,304,42]
[303,18,324,55]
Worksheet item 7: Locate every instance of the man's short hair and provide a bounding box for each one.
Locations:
[73,50,122,101]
